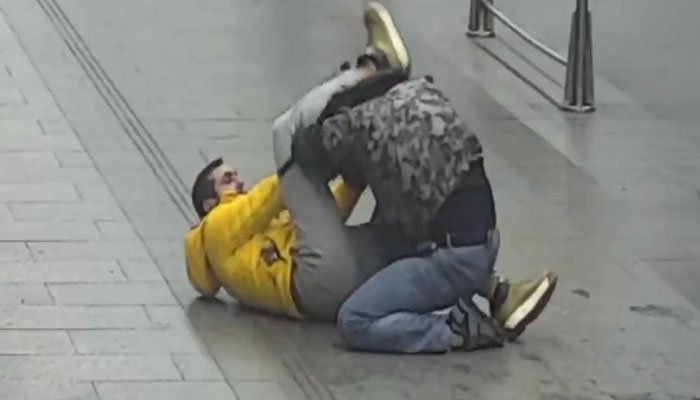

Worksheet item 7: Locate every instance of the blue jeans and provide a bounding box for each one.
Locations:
[337,243,495,354]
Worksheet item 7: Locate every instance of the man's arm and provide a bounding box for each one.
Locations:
[203,175,284,260]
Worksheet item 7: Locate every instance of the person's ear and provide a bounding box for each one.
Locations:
[202,198,218,215]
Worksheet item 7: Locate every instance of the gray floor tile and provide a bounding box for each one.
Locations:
[172,354,224,381]
[0,261,125,283]
[118,260,165,282]
[0,183,79,201]
[0,221,100,241]
[95,382,237,400]
[54,150,94,167]
[8,202,125,222]
[47,283,177,306]
[0,355,181,380]
[0,380,98,400]
[0,331,74,355]
[0,306,153,329]
[0,242,32,263]
[70,329,204,355]
[29,241,151,262]
[0,283,53,305]
[232,381,292,400]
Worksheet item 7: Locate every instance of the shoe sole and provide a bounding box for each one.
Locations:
[365,2,410,72]
[503,273,558,342]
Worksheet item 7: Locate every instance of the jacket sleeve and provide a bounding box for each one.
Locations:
[330,181,365,222]
[203,175,284,259]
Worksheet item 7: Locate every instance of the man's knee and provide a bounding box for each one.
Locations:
[279,68,371,135]
[272,111,335,180]
[290,123,337,181]
[337,300,372,348]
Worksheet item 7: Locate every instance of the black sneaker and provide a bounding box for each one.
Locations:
[448,297,504,351]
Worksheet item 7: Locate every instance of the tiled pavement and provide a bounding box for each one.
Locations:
[0,7,241,400]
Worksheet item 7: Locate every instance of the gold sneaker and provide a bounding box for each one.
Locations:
[490,270,558,341]
[363,2,411,73]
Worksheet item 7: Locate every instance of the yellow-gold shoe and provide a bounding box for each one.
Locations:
[490,270,558,341]
[364,2,411,74]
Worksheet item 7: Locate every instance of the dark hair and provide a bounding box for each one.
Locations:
[191,158,224,219]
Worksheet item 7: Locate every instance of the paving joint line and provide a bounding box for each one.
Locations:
[36,0,195,226]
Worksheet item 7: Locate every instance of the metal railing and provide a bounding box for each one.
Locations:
[466,0,595,112]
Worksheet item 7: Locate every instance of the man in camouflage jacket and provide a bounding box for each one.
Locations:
[318,75,485,244]
[288,71,559,354]
[279,3,558,354]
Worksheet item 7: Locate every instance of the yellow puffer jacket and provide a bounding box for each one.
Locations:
[184,174,362,318]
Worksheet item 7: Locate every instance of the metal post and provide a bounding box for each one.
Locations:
[483,0,495,34]
[562,0,595,112]
[466,0,495,38]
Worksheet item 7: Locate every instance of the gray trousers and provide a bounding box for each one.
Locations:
[272,68,412,321]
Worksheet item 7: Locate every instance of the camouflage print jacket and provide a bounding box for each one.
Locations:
[320,77,484,243]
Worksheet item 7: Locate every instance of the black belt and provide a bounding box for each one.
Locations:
[433,231,488,248]
[415,231,488,256]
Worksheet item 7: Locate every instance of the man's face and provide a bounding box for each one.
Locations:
[201,163,245,215]
[211,164,245,196]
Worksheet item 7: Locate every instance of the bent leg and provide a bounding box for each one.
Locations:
[272,66,376,170]
[272,67,409,321]
[337,245,494,353]
[272,66,379,250]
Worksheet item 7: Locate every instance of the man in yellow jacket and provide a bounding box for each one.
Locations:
[185,3,415,321]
